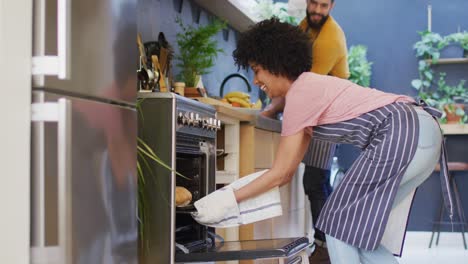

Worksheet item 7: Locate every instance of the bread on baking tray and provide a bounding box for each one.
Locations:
[175,186,192,207]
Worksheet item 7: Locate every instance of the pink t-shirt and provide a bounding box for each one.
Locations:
[281,72,415,136]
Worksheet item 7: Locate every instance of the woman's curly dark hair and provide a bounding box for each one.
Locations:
[233,18,312,81]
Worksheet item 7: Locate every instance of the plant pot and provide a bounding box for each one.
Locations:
[440,44,464,59]
[464,49,468,58]
[444,103,465,124]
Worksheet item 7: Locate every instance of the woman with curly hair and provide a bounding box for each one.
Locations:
[193,18,453,264]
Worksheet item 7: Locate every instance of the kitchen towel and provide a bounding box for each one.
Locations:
[193,169,282,228]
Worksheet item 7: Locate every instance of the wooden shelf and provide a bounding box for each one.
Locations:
[440,124,468,135]
[425,58,468,65]
[193,0,259,32]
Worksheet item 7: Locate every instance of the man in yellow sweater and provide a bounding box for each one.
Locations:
[260,1,349,263]
[299,0,348,77]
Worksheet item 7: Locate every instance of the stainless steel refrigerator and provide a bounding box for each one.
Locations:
[30,0,138,263]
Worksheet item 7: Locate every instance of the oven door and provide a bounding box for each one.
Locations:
[175,237,310,263]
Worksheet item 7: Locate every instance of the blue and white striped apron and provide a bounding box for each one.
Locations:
[302,138,336,169]
[312,102,454,252]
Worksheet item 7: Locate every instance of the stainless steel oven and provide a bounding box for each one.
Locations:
[137,92,309,263]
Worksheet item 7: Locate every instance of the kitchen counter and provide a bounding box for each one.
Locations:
[192,97,282,133]
[215,105,282,132]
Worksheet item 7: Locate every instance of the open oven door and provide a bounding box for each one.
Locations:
[175,236,310,263]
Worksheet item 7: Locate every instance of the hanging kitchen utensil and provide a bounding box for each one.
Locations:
[137,33,148,69]
[159,47,168,75]
[137,33,153,91]
[151,55,164,91]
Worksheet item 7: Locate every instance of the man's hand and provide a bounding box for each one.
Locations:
[260,97,285,119]
[192,186,239,225]
[260,108,277,119]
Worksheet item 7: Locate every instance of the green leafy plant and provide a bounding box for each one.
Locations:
[254,0,299,25]
[347,45,373,87]
[411,31,446,105]
[175,17,226,87]
[435,73,467,103]
[411,30,468,124]
[446,31,468,57]
[413,30,448,62]
[411,60,434,99]
[434,73,468,123]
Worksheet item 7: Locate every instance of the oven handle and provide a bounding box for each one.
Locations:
[199,142,214,195]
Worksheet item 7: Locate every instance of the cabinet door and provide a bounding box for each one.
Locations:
[254,129,274,169]
[272,132,281,155]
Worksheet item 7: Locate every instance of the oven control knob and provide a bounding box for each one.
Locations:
[177,112,184,124]
[194,114,203,127]
[213,119,220,130]
[183,113,189,125]
[194,113,201,127]
[193,115,198,126]
[178,112,189,126]
[208,118,214,130]
[202,118,208,129]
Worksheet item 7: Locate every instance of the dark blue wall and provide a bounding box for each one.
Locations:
[331,0,468,231]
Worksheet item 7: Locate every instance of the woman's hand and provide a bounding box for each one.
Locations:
[234,129,311,203]
[260,97,286,119]
[192,186,240,225]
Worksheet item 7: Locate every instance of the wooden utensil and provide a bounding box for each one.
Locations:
[159,47,169,75]
[152,55,166,91]
[136,33,148,70]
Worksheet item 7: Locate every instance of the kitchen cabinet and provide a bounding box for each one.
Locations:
[193,0,259,32]
[239,124,309,264]
[203,103,309,263]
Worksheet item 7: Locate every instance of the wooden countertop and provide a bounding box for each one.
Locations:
[191,97,258,121]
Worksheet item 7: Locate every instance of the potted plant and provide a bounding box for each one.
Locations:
[175,17,226,88]
[413,30,448,62]
[433,73,468,124]
[412,31,446,104]
[446,31,468,58]
[347,45,373,87]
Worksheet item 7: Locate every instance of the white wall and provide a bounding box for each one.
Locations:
[0,0,32,263]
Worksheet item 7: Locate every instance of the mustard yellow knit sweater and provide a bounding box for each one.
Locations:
[299,16,350,79]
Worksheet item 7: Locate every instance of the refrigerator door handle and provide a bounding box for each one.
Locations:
[32,0,71,79]
[31,99,72,264]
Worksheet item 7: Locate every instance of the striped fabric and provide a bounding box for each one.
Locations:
[314,103,422,250]
[302,138,336,169]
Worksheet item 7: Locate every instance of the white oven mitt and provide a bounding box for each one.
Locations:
[192,170,282,228]
[192,186,240,225]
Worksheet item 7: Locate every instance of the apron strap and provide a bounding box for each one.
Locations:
[414,99,454,220]
[416,99,443,118]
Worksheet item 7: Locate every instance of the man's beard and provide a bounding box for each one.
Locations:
[306,10,329,29]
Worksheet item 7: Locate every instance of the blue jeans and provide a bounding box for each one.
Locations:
[326,108,442,264]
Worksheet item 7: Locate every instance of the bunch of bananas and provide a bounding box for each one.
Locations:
[223,91,262,109]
